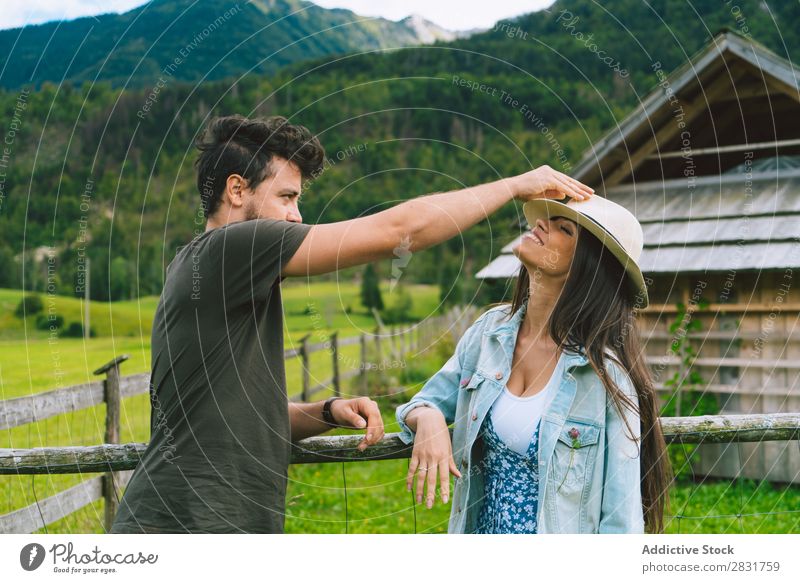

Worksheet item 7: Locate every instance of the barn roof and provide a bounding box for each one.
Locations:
[571,30,800,188]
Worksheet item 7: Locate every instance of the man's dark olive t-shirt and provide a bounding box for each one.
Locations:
[111,218,311,533]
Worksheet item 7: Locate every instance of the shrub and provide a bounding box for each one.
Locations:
[381,285,413,324]
[15,294,43,317]
[61,321,97,338]
[35,313,64,330]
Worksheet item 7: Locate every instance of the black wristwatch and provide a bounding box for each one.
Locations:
[322,396,343,427]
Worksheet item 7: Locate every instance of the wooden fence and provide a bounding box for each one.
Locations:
[0,307,474,534]
[1,414,798,533]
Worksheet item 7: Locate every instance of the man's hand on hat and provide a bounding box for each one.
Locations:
[330,396,385,451]
[509,165,594,203]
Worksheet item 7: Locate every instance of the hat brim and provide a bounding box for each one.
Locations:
[523,197,649,309]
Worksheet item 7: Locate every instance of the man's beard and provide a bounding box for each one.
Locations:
[243,199,260,221]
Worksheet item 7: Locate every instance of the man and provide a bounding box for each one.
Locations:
[111,114,593,534]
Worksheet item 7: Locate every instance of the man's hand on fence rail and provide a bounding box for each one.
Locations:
[329,397,385,452]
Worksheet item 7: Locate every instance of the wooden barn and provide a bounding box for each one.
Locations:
[476,30,800,484]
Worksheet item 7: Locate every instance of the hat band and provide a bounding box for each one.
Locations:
[580,212,625,251]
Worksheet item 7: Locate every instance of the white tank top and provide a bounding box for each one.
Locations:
[489,351,566,456]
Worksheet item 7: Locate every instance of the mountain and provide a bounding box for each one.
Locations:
[0,0,459,90]
[398,14,469,44]
[292,0,800,107]
[1,0,799,304]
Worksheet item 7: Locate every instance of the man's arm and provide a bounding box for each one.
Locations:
[289,397,384,450]
[282,166,593,277]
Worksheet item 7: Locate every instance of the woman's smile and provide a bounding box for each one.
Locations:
[523,227,545,246]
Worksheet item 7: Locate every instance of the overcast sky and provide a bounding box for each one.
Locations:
[312,0,554,31]
[0,0,555,31]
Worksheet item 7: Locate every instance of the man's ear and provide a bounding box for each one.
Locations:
[225,174,247,209]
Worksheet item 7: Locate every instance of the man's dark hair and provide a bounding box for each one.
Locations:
[194,114,325,219]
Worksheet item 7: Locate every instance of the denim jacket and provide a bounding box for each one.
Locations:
[396,301,645,534]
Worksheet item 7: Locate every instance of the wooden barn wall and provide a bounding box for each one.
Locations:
[638,271,799,485]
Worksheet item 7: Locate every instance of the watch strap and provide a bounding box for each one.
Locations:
[322,396,343,427]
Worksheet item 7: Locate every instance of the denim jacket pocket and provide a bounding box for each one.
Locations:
[550,419,601,495]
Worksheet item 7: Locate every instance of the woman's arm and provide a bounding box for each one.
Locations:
[394,310,490,507]
[395,310,488,444]
[395,349,463,444]
[598,361,646,534]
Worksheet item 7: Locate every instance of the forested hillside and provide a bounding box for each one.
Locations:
[0,0,456,90]
[1,0,797,303]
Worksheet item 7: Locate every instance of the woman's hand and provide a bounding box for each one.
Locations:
[405,407,462,509]
[509,164,594,202]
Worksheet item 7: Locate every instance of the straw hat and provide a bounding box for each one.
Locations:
[523,195,649,309]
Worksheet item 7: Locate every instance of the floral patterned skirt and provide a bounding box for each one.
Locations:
[475,413,541,534]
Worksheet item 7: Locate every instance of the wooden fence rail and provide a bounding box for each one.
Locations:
[16,348,799,431]
[1,413,799,474]
[1,413,799,533]
[0,311,462,534]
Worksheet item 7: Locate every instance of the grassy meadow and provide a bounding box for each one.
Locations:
[1,283,798,534]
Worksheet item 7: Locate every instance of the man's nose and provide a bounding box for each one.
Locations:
[287,205,302,223]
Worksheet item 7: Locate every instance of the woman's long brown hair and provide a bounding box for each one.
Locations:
[506,224,673,533]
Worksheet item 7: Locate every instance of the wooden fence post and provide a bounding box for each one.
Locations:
[390,325,397,363]
[374,325,386,387]
[93,354,129,533]
[300,334,310,402]
[359,333,368,396]
[331,331,340,397]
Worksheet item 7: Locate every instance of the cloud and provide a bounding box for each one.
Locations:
[0,0,557,32]
[0,0,148,30]
[312,0,554,31]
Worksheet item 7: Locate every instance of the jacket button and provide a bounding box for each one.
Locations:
[495,372,503,380]
[471,412,478,421]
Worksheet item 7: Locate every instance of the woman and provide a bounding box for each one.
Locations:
[396,195,672,534]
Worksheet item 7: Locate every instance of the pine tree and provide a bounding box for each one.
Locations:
[360,264,384,312]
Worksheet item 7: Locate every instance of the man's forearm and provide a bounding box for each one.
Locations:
[289,401,330,441]
[384,177,520,253]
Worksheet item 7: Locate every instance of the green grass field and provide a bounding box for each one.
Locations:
[1,283,798,534]
[0,280,442,399]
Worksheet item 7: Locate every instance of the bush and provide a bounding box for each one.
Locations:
[35,313,64,330]
[381,285,413,324]
[61,321,97,338]
[15,294,43,317]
